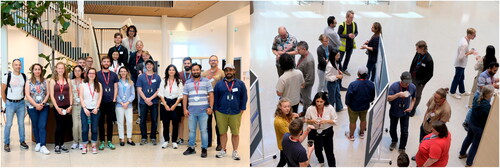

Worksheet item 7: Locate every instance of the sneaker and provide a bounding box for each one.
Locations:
[151,139,157,146]
[35,143,41,152]
[183,147,196,155]
[55,145,61,154]
[232,150,241,160]
[162,142,169,149]
[127,141,136,146]
[337,107,347,112]
[411,156,416,161]
[201,148,208,158]
[140,139,147,145]
[340,87,348,91]
[136,118,141,124]
[389,142,397,151]
[461,92,471,96]
[345,131,355,141]
[216,150,227,158]
[79,144,84,150]
[20,141,29,149]
[61,146,69,153]
[359,132,365,139]
[459,154,468,159]
[81,145,87,154]
[452,93,462,99]
[216,145,222,151]
[318,163,325,167]
[398,149,405,154]
[40,146,50,155]
[71,143,78,149]
[343,70,351,76]
[99,141,105,150]
[120,142,125,146]
[92,146,98,154]
[177,138,184,145]
[108,141,116,150]
[4,144,10,152]
[463,122,469,132]
[172,142,178,149]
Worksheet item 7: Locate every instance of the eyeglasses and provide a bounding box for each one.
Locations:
[209,60,218,62]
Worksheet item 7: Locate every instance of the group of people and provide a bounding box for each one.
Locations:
[2,25,248,160]
[272,10,498,167]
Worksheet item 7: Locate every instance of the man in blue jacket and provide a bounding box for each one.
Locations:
[213,64,248,160]
[345,66,375,141]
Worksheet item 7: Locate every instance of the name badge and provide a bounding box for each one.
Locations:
[209,79,214,83]
[232,88,239,92]
[147,89,153,93]
[430,112,436,117]
[422,63,426,67]
[62,109,67,115]
[105,88,111,92]
[75,98,81,103]
[226,94,234,101]
[28,104,34,109]
[193,96,200,101]
[90,102,95,107]
[58,94,65,101]
[35,96,43,103]
[152,79,157,83]
[119,51,124,54]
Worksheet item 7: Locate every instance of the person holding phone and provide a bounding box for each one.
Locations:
[49,62,73,154]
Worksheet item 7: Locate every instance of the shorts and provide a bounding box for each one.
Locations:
[215,111,242,135]
[348,108,367,124]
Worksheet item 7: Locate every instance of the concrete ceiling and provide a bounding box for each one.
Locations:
[83,1,218,18]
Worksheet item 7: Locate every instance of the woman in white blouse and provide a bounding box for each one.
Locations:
[122,25,140,55]
[110,51,124,73]
[116,67,136,146]
[158,64,184,149]
[79,68,103,154]
[305,92,338,167]
[325,50,345,112]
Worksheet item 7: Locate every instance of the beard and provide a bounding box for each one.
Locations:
[489,71,496,76]
[184,66,191,71]
[192,73,200,78]
[225,74,233,79]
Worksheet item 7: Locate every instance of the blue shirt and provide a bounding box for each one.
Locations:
[388,81,416,117]
[96,71,119,103]
[183,77,213,114]
[214,78,248,115]
[116,79,135,108]
[345,79,375,111]
[476,70,494,94]
[135,73,161,104]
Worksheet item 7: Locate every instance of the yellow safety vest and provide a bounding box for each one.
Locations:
[339,21,357,51]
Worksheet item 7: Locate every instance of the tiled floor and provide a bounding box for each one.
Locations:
[250,1,498,167]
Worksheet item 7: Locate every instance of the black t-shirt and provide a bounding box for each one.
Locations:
[282,133,308,167]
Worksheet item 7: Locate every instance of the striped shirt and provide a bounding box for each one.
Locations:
[183,77,213,113]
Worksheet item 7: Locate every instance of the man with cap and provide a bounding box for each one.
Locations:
[213,63,248,160]
[136,59,162,146]
[345,66,375,141]
[387,71,416,153]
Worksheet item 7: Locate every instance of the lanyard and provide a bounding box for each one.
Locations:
[102,71,111,87]
[136,52,141,64]
[297,54,308,67]
[422,134,438,141]
[112,62,119,72]
[145,74,153,86]
[36,82,41,94]
[129,39,133,51]
[207,69,218,79]
[184,71,191,81]
[119,80,127,98]
[87,83,95,99]
[193,80,200,94]
[168,79,175,93]
[58,79,65,96]
[323,45,329,60]
[75,79,81,97]
[416,54,427,66]
[116,45,121,51]
[225,80,235,92]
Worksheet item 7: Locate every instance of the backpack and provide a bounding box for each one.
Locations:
[4,72,27,97]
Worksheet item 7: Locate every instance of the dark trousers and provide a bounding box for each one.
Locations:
[389,115,409,150]
[140,103,158,140]
[419,124,429,143]
[339,48,353,72]
[160,98,179,142]
[309,127,336,167]
[460,125,484,166]
[411,82,426,116]
[277,150,287,167]
[81,108,100,143]
[207,112,221,147]
[54,105,71,146]
[292,104,299,114]
[366,62,376,82]
[99,102,115,142]
[450,67,466,94]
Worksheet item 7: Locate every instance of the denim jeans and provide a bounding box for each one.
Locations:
[366,62,376,82]
[389,115,409,150]
[317,70,328,92]
[460,125,484,166]
[140,103,158,140]
[327,81,343,111]
[81,108,100,144]
[27,105,49,146]
[4,101,26,145]
[465,92,481,123]
[450,67,466,94]
[188,112,208,149]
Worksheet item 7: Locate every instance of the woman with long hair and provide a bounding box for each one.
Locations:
[305,92,338,167]
[158,64,183,149]
[25,63,51,154]
[70,65,84,150]
[116,67,136,146]
[360,22,382,82]
[49,62,73,154]
[274,98,299,167]
[79,68,103,154]
[325,49,345,112]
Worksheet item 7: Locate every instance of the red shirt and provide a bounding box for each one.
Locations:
[415,132,451,167]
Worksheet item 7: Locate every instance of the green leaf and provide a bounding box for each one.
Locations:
[63,14,71,20]
[2,5,12,13]
[62,21,70,30]
[16,23,26,28]
[27,1,36,8]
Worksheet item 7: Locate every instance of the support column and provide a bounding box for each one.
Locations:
[226,15,235,65]
[161,15,170,74]
[1,26,8,75]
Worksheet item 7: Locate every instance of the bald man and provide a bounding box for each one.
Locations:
[272,26,298,77]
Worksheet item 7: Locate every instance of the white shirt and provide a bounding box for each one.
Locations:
[325,62,341,82]
[305,105,338,133]
[158,78,184,103]
[122,37,139,54]
[454,37,470,68]
[110,60,123,73]
[2,72,25,100]
[82,82,99,109]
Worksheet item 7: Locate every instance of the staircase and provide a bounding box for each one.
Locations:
[10,3,99,62]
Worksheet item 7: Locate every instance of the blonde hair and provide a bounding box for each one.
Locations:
[118,67,133,85]
[318,34,329,41]
[467,28,476,35]
[274,98,294,122]
[52,62,68,81]
[478,85,495,103]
